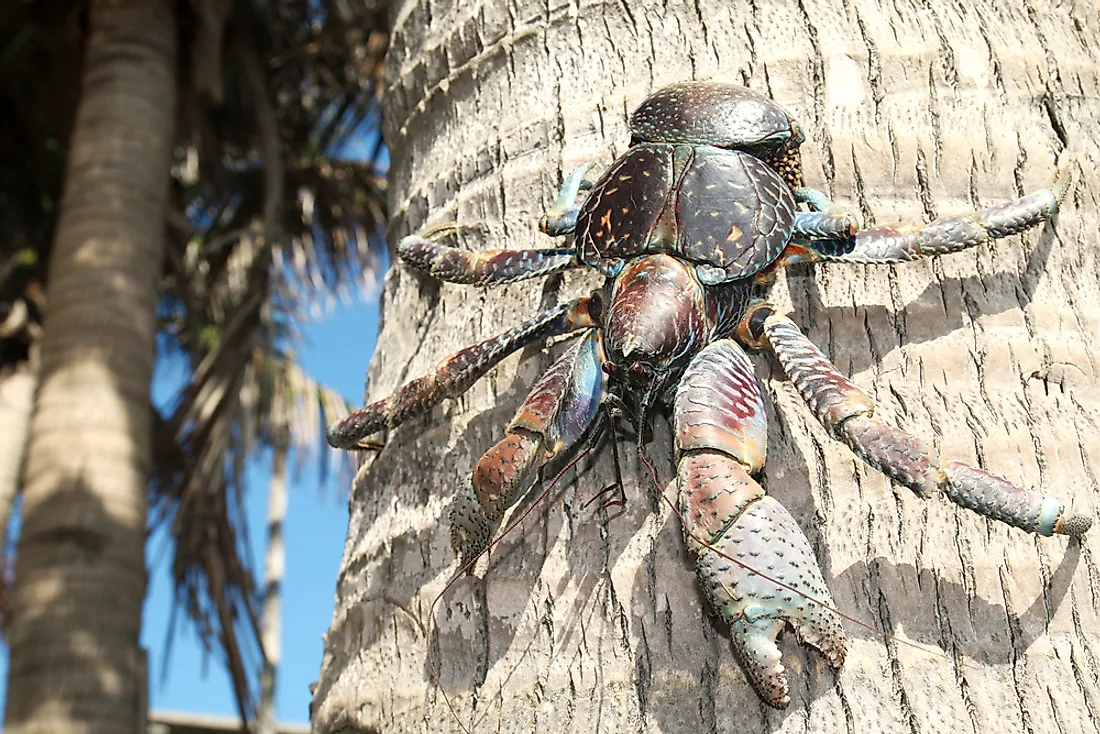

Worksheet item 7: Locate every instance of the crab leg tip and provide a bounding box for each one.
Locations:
[326,416,366,450]
[731,618,791,708]
[1055,512,1093,537]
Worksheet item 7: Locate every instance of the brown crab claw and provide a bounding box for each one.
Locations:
[694,495,848,708]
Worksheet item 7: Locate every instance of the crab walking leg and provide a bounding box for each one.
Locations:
[801,187,1061,263]
[397,235,579,285]
[539,163,595,236]
[792,210,857,240]
[450,329,605,565]
[741,303,1092,537]
[326,294,601,449]
[674,340,847,708]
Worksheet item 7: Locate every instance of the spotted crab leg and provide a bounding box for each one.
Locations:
[674,339,847,708]
[790,179,1067,264]
[396,164,595,285]
[738,302,1093,537]
[451,329,605,565]
[397,236,580,285]
[326,295,601,449]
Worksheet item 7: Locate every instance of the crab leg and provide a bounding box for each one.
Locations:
[397,236,579,285]
[451,329,605,565]
[326,295,600,449]
[792,210,857,240]
[674,339,847,708]
[396,164,596,285]
[739,302,1092,537]
[793,186,851,216]
[793,185,1062,264]
[539,163,595,236]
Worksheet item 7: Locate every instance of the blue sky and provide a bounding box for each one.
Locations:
[0,293,382,726]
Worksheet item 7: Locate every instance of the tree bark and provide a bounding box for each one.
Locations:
[3,1,176,732]
[314,2,1100,732]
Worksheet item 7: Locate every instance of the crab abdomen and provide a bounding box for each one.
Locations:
[575,144,796,283]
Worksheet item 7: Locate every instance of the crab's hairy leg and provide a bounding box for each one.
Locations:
[799,186,1061,263]
[739,302,1093,537]
[326,294,601,449]
[397,235,579,285]
[674,339,847,709]
[451,329,605,565]
[539,163,596,236]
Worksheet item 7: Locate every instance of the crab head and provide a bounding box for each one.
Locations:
[602,254,709,398]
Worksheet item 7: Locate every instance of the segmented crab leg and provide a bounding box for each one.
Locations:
[397,236,579,285]
[738,302,1093,537]
[539,163,595,236]
[792,210,857,240]
[451,329,605,565]
[795,185,1063,263]
[397,164,596,286]
[326,294,601,449]
[674,339,847,708]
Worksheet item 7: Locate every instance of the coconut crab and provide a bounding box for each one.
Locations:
[327,81,1091,707]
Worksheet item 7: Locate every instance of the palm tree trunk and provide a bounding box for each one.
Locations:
[257,434,289,734]
[0,364,35,566]
[313,2,1100,732]
[3,1,176,732]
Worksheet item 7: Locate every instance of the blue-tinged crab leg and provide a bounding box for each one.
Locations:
[791,179,1067,264]
[450,329,605,565]
[397,236,580,285]
[674,339,847,709]
[539,163,595,236]
[738,302,1093,537]
[792,186,850,216]
[326,295,601,449]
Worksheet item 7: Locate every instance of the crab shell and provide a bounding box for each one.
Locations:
[631,81,804,146]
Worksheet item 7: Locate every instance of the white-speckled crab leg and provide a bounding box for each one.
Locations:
[397,235,580,285]
[674,339,847,708]
[793,183,1064,264]
[450,329,606,567]
[738,302,1092,538]
[326,295,600,449]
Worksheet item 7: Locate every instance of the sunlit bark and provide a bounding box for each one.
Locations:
[315,2,1100,731]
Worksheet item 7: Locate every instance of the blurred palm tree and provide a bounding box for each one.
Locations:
[0,0,389,727]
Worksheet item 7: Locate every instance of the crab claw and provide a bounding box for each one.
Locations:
[681,455,847,708]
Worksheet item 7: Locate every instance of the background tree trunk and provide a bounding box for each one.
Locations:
[3,1,176,731]
[313,1,1099,732]
[258,432,289,734]
[0,364,35,572]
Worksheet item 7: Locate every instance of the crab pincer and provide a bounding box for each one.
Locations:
[673,340,846,707]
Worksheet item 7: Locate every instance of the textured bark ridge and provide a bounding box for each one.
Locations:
[314,2,1099,732]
